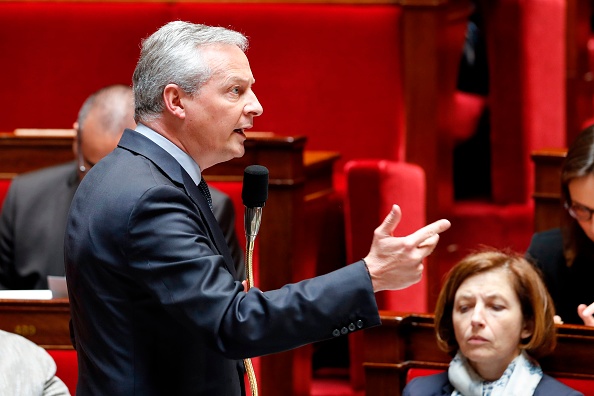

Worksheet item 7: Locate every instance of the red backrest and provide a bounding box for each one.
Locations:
[343,159,426,390]
[406,368,444,383]
[46,349,78,395]
[344,159,427,312]
[0,179,10,210]
[557,378,594,396]
[481,0,566,204]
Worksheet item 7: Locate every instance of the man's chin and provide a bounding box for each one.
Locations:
[232,143,246,158]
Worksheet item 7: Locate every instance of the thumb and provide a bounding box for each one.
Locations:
[376,204,402,237]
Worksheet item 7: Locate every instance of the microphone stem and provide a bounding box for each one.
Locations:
[243,245,258,395]
[244,207,262,395]
[245,248,255,290]
[244,356,258,396]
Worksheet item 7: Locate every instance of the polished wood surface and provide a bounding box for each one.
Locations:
[0,130,339,396]
[532,148,567,232]
[364,311,594,396]
[0,131,75,178]
[0,299,72,349]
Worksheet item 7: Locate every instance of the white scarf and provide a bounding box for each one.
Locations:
[448,350,543,396]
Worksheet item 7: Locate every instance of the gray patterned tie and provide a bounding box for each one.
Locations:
[197,178,213,210]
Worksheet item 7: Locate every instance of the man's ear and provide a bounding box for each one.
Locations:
[163,84,186,119]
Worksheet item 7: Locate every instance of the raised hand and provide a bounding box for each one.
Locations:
[363,204,451,292]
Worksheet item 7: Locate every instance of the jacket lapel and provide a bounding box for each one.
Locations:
[181,171,239,279]
[118,129,239,280]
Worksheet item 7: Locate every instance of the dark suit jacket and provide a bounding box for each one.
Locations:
[403,371,583,396]
[526,229,594,325]
[0,160,243,290]
[65,129,380,395]
[0,162,78,289]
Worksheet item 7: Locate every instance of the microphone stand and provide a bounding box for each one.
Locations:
[244,206,262,289]
[244,205,262,396]
[241,164,268,396]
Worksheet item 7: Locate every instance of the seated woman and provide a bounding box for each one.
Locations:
[526,125,594,326]
[403,250,582,396]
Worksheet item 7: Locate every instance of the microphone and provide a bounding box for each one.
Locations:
[241,165,268,396]
[242,165,269,256]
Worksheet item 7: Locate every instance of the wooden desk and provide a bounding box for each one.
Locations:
[0,131,339,396]
[0,299,72,349]
[532,148,567,232]
[363,311,594,396]
[0,131,75,178]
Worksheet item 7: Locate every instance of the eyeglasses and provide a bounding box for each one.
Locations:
[565,201,594,221]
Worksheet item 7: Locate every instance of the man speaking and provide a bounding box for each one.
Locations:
[65,21,450,395]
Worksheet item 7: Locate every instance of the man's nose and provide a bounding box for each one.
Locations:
[245,91,263,117]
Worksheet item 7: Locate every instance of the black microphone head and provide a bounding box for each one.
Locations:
[242,165,269,208]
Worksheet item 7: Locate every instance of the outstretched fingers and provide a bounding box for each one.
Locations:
[411,219,451,249]
[364,206,451,292]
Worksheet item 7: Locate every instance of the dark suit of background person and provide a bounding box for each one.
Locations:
[0,86,244,290]
[526,125,594,326]
[526,229,594,325]
[403,371,582,396]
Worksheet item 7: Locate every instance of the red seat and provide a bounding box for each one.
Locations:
[0,178,10,209]
[46,349,78,395]
[406,368,444,383]
[343,159,427,390]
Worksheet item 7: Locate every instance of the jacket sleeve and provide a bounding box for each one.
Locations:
[125,184,381,359]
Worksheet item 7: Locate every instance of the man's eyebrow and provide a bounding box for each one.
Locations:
[225,75,254,85]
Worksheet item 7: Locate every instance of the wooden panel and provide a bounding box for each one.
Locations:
[532,148,567,232]
[0,299,72,349]
[0,132,74,178]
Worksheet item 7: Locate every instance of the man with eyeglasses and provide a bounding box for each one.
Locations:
[0,84,243,290]
[527,125,594,327]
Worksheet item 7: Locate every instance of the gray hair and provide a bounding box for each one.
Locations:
[132,21,248,123]
[77,84,134,138]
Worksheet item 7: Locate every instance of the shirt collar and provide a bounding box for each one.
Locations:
[135,123,202,184]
